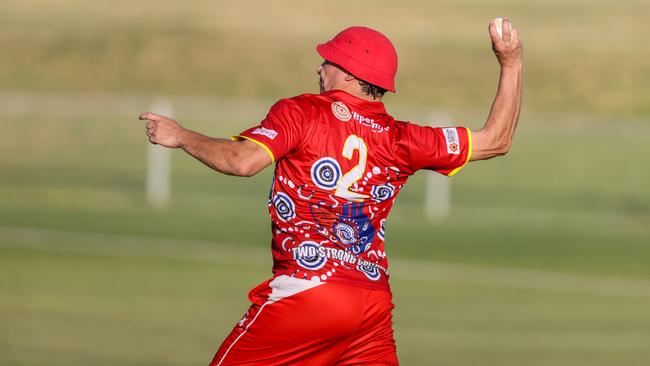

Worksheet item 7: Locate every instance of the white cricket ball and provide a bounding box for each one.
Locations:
[493,17,511,38]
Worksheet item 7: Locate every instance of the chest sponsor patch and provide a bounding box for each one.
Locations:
[252,127,278,140]
[331,101,352,122]
[442,127,460,155]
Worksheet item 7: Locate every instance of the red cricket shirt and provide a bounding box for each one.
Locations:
[235,90,471,291]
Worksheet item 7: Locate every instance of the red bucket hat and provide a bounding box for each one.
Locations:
[316,26,398,93]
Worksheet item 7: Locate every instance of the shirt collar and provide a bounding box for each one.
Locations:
[322,90,387,115]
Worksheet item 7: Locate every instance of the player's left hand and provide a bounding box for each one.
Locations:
[138,112,186,148]
[488,17,523,68]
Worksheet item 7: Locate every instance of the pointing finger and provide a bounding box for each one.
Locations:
[139,112,163,121]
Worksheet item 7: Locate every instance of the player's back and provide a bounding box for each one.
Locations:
[236,90,472,290]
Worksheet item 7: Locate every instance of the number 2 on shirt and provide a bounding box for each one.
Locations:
[335,135,369,201]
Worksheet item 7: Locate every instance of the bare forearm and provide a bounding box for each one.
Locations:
[139,112,272,176]
[177,130,244,176]
[470,18,523,161]
[483,62,522,150]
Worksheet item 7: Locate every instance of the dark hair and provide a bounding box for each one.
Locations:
[358,79,387,99]
[323,60,387,99]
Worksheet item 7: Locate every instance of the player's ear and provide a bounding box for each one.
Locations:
[344,73,356,82]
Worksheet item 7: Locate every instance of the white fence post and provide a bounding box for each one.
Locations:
[425,111,451,220]
[146,98,173,209]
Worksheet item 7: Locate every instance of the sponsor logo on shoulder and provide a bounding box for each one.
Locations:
[352,111,389,133]
[331,100,389,132]
[442,127,460,154]
[331,101,352,122]
[252,127,278,140]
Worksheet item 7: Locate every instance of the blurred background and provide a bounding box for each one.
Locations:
[1,0,649,365]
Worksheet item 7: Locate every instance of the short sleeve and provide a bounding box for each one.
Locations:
[404,124,473,176]
[233,98,307,162]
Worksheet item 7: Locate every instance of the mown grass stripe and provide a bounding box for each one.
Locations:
[2,225,650,299]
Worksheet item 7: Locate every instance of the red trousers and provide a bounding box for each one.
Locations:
[210,276,399,366]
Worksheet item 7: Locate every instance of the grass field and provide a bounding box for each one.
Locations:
[2,0,650,365]
[1,93,649,365]
[2,226,650,366]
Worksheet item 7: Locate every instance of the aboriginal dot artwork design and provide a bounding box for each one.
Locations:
[273,192,296,222]
[310,157,342,190]
[370,183,395,202]
[378,219,386,241]
[332,202,375,255]
[357,261,381,281]
[331,101,352,122]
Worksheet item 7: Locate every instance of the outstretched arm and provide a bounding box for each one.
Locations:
[470,18,523,161]
[138,112,272,177]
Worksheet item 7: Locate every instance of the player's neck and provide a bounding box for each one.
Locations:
[338,85,383,103]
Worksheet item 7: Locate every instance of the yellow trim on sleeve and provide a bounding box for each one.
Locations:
[232,135,276,163]
[447,128,472,177]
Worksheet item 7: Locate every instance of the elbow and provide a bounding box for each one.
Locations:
[230,160,259,177]
[237,167,259,177]
[494,138,512,156]
[472,128,514,161]
[227,141,270,177]
[229,153,262,177]
[484,130,513,157]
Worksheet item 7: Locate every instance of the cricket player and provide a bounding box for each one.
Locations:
[139,19,522,366]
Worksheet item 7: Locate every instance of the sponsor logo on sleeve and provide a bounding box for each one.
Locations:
[331,101,352,122]
[442,127,460,155]
[252,127,278,140]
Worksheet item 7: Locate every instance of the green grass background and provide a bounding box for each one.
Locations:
[1,0,649,365]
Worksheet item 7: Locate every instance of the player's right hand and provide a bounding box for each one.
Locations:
[488,18,523,68]
[138,112,186,148]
